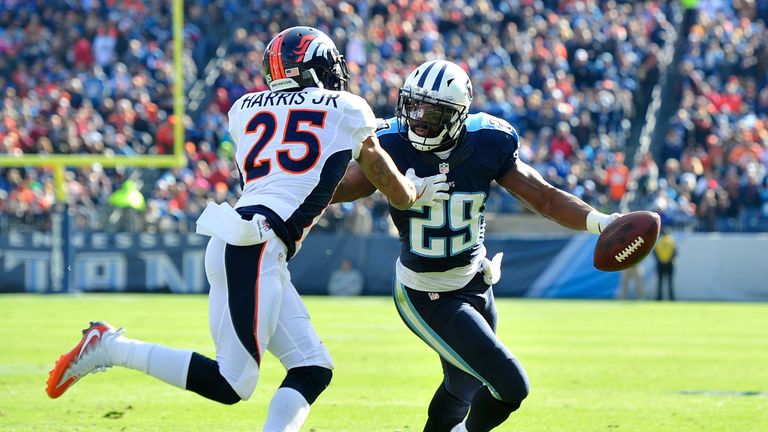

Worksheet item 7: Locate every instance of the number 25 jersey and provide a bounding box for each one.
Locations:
[227,88,376,258]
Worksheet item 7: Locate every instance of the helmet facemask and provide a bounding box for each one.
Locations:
[397,88,466,151]
[321,52,350,91]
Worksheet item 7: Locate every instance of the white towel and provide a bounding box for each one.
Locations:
[195,202,276,246]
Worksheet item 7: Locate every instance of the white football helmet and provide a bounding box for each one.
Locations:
[397,60,473,151]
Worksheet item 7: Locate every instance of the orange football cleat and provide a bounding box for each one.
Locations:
[46,321,122,398]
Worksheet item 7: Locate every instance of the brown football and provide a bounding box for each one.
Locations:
[593,211,661,272]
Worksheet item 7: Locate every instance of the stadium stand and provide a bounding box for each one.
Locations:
[1,0,766,234]
[625,0,768,231]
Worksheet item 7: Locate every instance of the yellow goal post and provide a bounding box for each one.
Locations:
[0,0,187,200]
[0,0,187,292]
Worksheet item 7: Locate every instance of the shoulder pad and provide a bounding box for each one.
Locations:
[467,113,516,134]
[375,117,400,135]
[340,92,370,113]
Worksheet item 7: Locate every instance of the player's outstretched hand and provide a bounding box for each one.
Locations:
[406,168,449,207]
[586,211,622,234]
[481,252,503,285]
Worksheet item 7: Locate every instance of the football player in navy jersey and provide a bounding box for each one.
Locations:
[333,60,620,432]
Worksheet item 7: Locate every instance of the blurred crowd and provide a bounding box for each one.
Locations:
[1,0,767,234]
[207,0,672,234]
[0,0,237,230]
[632,0,768,231]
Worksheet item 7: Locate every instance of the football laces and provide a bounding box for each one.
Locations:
[615,237,645,263]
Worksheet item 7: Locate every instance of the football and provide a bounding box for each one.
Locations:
[593,211,661,272]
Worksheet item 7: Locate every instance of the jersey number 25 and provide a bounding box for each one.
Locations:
[243,109,327,182]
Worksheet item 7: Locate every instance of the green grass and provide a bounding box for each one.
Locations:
[1,295,767,431]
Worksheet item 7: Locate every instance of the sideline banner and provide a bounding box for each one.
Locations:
[0,232,208,293]
[2,231,766,301]
[0,232,568,295]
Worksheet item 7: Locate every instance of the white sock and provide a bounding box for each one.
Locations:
[107,335,193,389]
[263,387,311,432]
[450,419,468,432]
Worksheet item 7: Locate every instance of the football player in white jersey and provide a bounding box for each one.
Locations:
[333,60,621,431]
[46,27,448,432]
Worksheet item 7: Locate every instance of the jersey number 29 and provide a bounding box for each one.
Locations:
[410,193,485,258]
[243,109,327,182]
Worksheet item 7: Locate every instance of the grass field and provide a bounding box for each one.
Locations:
[1,294,766,431]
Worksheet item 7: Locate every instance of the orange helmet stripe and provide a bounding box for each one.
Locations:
[269,31,287,80]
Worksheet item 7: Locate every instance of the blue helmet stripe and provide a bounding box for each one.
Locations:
[417,62,437,87]
[431,63,448,91]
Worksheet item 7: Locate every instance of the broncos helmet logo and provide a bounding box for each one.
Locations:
[293,35,315,62]
[293,33,334,63]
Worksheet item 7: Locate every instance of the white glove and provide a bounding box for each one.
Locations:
[481,252,504,285]
[406,168,449,207]
[196,202,276,246]
[586,210,622,234]
[247,214,276,244]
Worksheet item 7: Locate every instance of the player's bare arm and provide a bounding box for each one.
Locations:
[355,135,416,210]
[334,138,449,208]
[498,158,615,232]
[331,160,376,204]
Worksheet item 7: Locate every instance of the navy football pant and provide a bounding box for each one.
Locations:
[394,273,529,431]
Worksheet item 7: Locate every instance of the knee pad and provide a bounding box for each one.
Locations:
[186,353,242,405]
[279,366,333,405]
[494,379,529,409]
[495,382,528,411]
[491,357,530,407]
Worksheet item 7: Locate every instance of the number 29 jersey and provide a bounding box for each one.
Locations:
[378,113,520,292]
[227,88,376,258]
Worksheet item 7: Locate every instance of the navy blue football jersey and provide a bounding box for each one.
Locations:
[377,113,519,272]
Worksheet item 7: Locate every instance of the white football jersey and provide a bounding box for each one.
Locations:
[227,88,376,249]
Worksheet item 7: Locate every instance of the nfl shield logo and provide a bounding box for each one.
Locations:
[438,162,450,174]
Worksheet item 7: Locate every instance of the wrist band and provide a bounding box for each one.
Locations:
[586,210,607,234]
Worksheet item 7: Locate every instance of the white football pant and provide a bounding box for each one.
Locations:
[204,236,333,400]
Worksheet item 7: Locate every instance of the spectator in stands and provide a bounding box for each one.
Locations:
[605,152,630,204]
[326,259,364,297]
[664,2,768,231]
[550,121,578,160]
[635,152,660,197]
